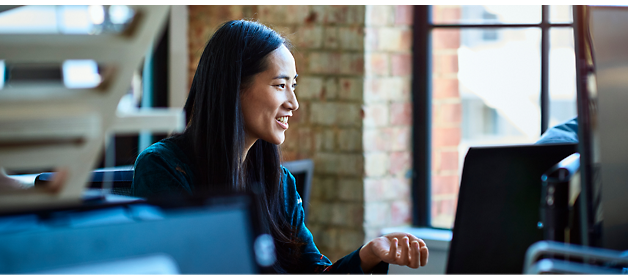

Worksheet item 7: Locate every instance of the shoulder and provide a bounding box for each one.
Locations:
[132,139,195,197]
[280,165,302,222]
[536,117,579,144]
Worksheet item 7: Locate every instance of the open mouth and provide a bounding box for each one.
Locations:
[276,116,289,129]
[276,116,288,125]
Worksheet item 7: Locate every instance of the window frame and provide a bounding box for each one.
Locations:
[411,5,575,228]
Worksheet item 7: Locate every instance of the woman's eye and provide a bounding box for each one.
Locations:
[275,84,286,89]
[292,83,297,89]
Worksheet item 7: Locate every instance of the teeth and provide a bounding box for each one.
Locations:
[276,117,288,124]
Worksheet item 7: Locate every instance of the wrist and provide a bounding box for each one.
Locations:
[359,240,382,272]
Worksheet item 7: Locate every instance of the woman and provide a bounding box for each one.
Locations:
[131,19,428,274]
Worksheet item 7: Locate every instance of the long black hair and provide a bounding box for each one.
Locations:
[171,20,302,273]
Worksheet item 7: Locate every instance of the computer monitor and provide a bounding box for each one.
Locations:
[446,143,577,274]
[0,193,275,274]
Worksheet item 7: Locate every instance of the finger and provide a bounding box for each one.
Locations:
[420,245,429,266]
[389,237,399,262]
[47,168,68,194]
[399,236,410,265]
[409,240,420,269]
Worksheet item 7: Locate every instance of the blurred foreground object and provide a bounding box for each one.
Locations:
[0,6,182,212]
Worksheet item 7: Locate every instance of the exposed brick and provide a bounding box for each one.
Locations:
[337,154,364,176]
[377,27,403,51]
[296,127,313,153]
[433,29,461,50]
[364,177,385,202]
[309,52,341,74]
[291,100,307,123]
[337,128,362,152]
[366,5,393,27]
[314,153,339,175]
[388,177,411,199]
[285,5,311,24]
[391,126,411,152]
[365,53,390,77]
[439,150,459,171]
[323,26,339,50]
[390,102,412,126]
[391,199,412,225]
[364,77,403,104]
[432,175,459,195]
[320,226,338,248]
[346,5,366,25]
[440,102,462,124]
[281,150,298,162]
[339,53,364,76]
[432,5,461,23]
[338,27,364,51]
[365,152,388,177]
[389,151,411,177]
[309,6,327,24]
[338,228,365,252]
[314,129,335,152]
[295,25,324,49]
[363,128,388,152]
[338,77,363,102]
[432,127,461,147]
[394,5,414,26]
[389,77,412,101]
[319,176,336,201]
[296,77,324,100]
[364,27,379,51]
[257,5,288,24]
[391,53,412,76]
[364,201,390,227]
[338,178,364,201]
[363,104,389,128]
[433,53,459,74]
[323,78,338,101]
[310,102,336,125]
[432,78,459,99]
[335,103,362,127]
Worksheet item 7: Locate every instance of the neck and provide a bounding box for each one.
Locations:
[243,136,257,162]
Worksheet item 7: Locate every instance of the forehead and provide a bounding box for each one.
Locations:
[264,45,296,76]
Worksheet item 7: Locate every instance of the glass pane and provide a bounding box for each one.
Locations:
[432,5,541,25]
[550,5,573,23]
[0,5,135,34]
[549,27,577,127]
[431,27,542,229]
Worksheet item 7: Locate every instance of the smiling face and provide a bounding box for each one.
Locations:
[241,44,299,148]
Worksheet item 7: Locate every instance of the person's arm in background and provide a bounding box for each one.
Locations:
[536,117,579,144]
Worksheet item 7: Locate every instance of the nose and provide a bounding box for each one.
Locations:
[285,87,299,111]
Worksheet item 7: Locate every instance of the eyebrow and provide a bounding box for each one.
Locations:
[273,74,298,80]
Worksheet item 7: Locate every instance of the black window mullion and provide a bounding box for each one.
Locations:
[412,5,431,227]
[541,5,550,134]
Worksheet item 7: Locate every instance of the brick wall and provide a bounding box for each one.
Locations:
[430,6,462,229]
[363,5,414,241]
[187,5,414,262]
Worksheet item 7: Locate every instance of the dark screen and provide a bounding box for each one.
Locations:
[446,143,577,274]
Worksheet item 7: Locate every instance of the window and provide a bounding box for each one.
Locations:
[412,5,576,229]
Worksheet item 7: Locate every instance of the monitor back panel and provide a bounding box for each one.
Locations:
[446,143,577,274]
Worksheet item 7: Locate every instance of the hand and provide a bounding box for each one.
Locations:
[359,232,429,272]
